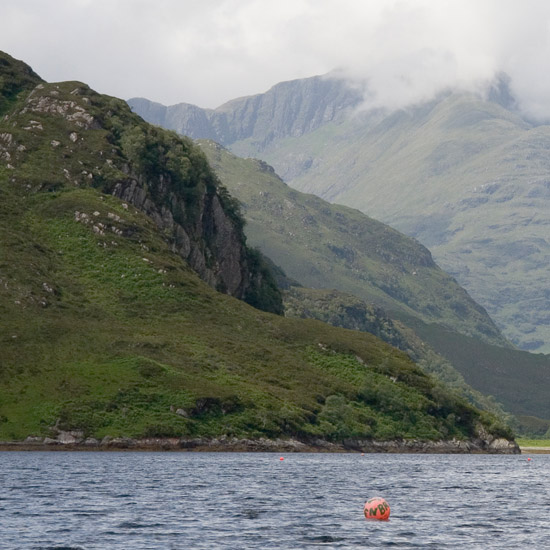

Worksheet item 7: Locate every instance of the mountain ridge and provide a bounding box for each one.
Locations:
[129,74,363,147]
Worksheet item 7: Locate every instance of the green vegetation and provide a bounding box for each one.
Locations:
[129,91,550,434]
[283,287,510,421]
[0,182,505,442]
[131,77,550,353]
[516,438,550,447]
[0,51,511,445]
[198,140,505,347]
[0,52,281,315]
[194,131,550,432]
[0,51,42,115]
[197,142,550,424]
[229,90,550,353]
[409,318,550,421]
[513,416,550,438]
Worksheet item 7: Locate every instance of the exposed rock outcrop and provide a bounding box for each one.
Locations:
[0,55,282,314]
[112,179,247,297]
[128,75,363,149]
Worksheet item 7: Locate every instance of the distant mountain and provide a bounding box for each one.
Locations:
[129,74,550,353]
[2,51,516,449]
[128,74,362,146]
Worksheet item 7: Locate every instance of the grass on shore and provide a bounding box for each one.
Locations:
[516,438,550,447]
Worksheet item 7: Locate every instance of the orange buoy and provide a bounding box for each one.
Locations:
[280,457,284,461]
[527,457,532,462]
[364,497,390,521]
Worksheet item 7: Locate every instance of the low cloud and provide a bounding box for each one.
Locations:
[2,0,550,118]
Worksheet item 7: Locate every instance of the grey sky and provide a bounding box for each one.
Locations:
[2,0,550,118]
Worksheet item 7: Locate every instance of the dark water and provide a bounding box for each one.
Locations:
[1,451,549,549]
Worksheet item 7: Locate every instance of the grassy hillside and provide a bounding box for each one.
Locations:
[198,140,506,348]
[0,52,511,445]
[229,91,550,353]
[283,287,510,419]
[130,80,550,353]
[0,52,282,315]
[197,142,550,425]
[0,165,504,444]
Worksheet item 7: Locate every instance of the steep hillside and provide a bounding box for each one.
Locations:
[198,141,506,347]
[283,287,510,419]
[256,90,550,353]
[196,143,550,423]
[129,74,362,146]
[0,52,282,315]
[130,76,550,353]
[0,52,514,449]
[3,182,501,445]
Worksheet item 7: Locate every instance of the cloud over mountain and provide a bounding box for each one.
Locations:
[2,1,550,118]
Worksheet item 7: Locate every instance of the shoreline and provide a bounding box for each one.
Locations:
[0,434,521,454]
[519,446,550,454]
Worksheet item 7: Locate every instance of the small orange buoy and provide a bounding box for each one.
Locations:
[527,457,532,462]
[280,457,284,461]
[364,497,390,521]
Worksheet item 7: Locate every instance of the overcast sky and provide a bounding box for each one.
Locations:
[2,1,550,118]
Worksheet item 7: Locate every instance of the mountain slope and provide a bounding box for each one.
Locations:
[0,52,514,449]
[0,53,282,315]
[4,182,493,444]
[197,143,550,422]
[282,286,510,419]
[129,76,550,352]
[129,74,362,146]
[198,141,506,347]
[256,90,550,352]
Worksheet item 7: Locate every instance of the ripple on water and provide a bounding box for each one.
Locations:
[304,534,346,543]
[238,508,264,519]
[117,520,165,529]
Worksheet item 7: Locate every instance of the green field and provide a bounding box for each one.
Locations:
[517,439,550,447]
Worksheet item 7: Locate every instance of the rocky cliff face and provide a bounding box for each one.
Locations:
[128,75,362,149]
[110,179,244,295]
[0,52,282,314]
[128,98,219,142]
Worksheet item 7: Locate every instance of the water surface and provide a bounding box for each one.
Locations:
[1,452,548,549]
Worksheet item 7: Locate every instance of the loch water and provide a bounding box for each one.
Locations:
[1,451,549,549]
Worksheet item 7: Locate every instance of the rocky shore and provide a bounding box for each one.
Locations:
[0,432,520,453]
